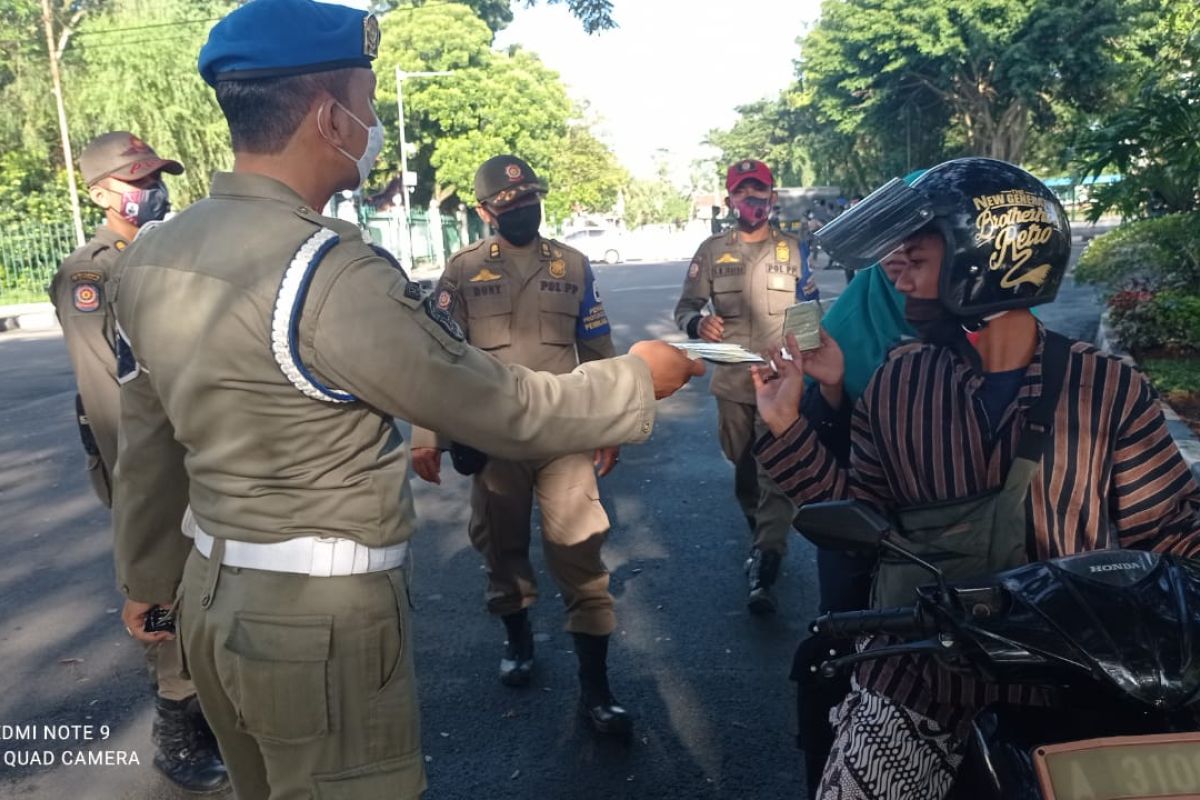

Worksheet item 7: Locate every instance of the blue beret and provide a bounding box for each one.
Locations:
[198,0,380,88]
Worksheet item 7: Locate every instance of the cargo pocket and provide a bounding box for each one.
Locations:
[538,289,579,345]
[466,287,513,350]
[225,613,332,744]
[766,273,796,315]
[313,750,426,800]
[712,275,744,318]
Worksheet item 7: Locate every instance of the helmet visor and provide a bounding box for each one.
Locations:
[812,178,935,270]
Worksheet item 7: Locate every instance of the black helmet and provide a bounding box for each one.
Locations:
[813,158,1071,318]
[473,155,546,210]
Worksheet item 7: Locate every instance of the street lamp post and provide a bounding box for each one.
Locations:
[394,67,453,270]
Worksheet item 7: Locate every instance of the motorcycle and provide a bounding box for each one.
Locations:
[795,500,1200,800]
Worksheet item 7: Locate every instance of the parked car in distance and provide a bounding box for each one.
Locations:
[561,227,627,264]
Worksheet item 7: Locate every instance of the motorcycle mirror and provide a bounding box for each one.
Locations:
[793,500,894,554]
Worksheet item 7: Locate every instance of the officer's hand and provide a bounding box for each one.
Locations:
[629,340,706,399]
[698,315,725,342]
[594,446,620,477]
[411,447,443,485]
[121,599,174,644]
[752,334,805,437]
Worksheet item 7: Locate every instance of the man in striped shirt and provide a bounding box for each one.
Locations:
[751,159,1200,799]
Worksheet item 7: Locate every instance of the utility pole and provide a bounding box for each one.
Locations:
[41,0,85,246]
[394,68,453,269]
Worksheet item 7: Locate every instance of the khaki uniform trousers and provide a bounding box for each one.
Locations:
[715,398,793,554]
[469,451,614,636]
[177,547,425,800]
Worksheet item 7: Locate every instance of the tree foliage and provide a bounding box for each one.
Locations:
[622,163,690,228]
[378,0,616,34]
[374,2,623,222]
[65,0,235,205]
[712,0,1160,194]
[1074,4,1199,219]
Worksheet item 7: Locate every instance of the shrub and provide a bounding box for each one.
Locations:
[1109,290,1200,352]
[1075,212,1200,294]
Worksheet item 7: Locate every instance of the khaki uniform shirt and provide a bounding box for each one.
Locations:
[411,234,615,448]
[674,228,803,403]
[111,173,656,604]
[49,225,129,505]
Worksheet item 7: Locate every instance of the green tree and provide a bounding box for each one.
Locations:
[64,0,235,205]
[622,163,689,228]
[1074,3,1199,219]
[705,97,807,187]
[543,123,626,223]
[378,0,615,34]
[374,3,623,221]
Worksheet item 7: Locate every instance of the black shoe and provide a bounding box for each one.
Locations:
[745,548,782,616]
[499,610,535,687]
[579,692,633,738]
[152,696,229,794]
[573,633,633,739]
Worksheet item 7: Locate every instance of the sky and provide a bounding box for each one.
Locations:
[494,0,824,180]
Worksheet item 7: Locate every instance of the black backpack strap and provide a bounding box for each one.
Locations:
[1015,330,1070,462]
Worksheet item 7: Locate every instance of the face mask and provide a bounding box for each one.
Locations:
[111,185,170,226]
[327,101,384,187]
[495,203,542,246]
[904,296,962,345]
[732,195,771,230]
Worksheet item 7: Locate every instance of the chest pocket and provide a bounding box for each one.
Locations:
[767,272,796,315]
[538,287,580,345]
[712,274,744,318]
[465,281,513,350]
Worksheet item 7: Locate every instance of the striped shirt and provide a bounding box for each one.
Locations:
[756,324,1200,728]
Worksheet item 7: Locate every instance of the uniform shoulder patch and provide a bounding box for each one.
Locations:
[72,281,101,312]
[424,292,464,341]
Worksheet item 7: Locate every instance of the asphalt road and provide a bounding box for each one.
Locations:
[0,256,1101,799]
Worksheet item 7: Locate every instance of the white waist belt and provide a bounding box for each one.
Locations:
[190,522,408,577]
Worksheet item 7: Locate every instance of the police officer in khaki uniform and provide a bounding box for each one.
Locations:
[411,155,632,737]
[48,133,227,794]
[114,3,701,798]
[674,159,801,615]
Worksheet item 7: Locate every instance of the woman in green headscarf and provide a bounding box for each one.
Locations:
[792,172,923,800]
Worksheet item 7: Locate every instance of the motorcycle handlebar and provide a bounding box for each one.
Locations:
[813,607,928,639]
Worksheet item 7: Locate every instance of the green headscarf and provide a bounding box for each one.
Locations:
[818,170,925,401]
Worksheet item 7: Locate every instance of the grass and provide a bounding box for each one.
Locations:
[1139,356,1200,396]
[1137,355,1200,435]
[0,287,51,306]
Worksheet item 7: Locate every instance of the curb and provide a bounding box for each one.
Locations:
[0,303,59,333]
[1097,310,1200,484]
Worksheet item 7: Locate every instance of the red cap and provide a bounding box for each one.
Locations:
[726,159,774,192]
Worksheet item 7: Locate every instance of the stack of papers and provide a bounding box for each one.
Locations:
[671,342,765,364]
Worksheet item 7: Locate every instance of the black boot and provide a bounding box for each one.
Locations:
[572,632,632,738]
[499,610,535,687]
[745,548,782,616]
[152,696,229,794]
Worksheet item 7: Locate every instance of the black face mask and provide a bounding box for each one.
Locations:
[904,296,963,345]
[494,203,542,246]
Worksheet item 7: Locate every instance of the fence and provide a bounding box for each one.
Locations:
[0,222,78,306]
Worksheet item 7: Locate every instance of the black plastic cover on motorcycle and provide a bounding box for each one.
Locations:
[955,550,1200,711]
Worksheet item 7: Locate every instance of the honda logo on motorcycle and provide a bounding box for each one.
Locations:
[1089,562,1144,574]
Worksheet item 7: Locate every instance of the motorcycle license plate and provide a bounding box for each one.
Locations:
[1034,733,1200,799]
